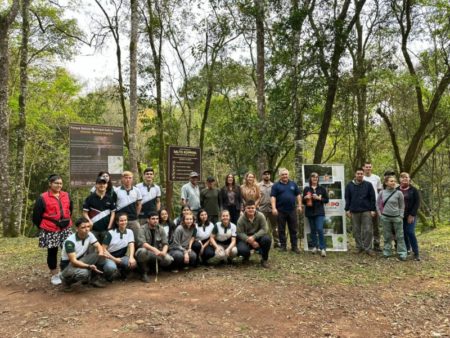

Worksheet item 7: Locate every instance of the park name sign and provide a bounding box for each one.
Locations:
[168,146,202,182]
[302,164,348,252]
[69,123,123,187]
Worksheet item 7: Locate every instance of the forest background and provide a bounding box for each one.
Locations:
[0,0,449,237]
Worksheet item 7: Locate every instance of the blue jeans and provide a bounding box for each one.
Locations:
[308,216,325,250]
[103,256,130,281]
[403,216,419,255]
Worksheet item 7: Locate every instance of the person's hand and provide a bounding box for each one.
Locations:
[247,236,255,244]
[297,205,303,213]
[225,248,231,257]
[346,211,352,218]
[272,208,278,216]
[184,251,190,264]
[89,264,103,274]
[128,257,137,268]
[407,215,415,224]
[216,247,225,256]
[251,241,260,249]
[200,245,205,256]
[370,211,376,217]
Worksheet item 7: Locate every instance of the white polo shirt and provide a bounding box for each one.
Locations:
[103,228,135,254]
[212,222,237,243]
[61,232,98,261]
[196,222,214,241]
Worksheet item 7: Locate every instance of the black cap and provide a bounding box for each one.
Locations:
[206,176,215,182]
[384,170,396,177]
[96,177,108,184]
[262,169,271,175]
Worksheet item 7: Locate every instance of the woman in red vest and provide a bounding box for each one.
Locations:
[32,174,73,285]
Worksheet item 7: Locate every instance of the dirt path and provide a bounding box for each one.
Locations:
[1,263,449,338]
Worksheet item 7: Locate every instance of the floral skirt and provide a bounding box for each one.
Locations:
[38,227,72,249]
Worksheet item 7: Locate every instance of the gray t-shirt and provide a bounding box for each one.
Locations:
[181,182,201,210]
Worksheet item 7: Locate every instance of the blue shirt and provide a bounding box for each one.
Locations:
[271,180,300,212]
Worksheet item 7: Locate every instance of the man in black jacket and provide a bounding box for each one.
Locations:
[345,168,376,256]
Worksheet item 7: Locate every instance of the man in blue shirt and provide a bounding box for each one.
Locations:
[271,168,303,253]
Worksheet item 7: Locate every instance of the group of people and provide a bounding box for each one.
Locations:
[345,163,421,261]
[32,162,420,291]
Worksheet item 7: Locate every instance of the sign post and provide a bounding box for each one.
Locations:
[69,123,123,187]
[168,146,202,182]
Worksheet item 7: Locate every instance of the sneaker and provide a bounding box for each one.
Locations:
[51,274,62,286]
[171,269,179,273]
[260,260,270,268]
[373,246,382,252]
[414,255,421,261]
[291,247,301,254]
[311,247,318,254]
[321,249,326,257]
[398,256,407,261]
[278,246,287,252]
[141,273,150,283]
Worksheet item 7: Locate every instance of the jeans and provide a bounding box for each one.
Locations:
[237,235,272,261]
[168,249,197,269]
[102,256,130,281]
[403,216,419,255]
[262,211,279,246]
[381,215,407,258]
[277,209,298,249]
[308,215,325,250]
[351,211,373,252]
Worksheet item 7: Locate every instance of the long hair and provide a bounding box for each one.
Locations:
[97,171,113,191]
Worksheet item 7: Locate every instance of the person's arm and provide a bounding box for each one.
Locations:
[398,191,405,217]
[82,210,94,228]
[226,236,236,253]
[32,196,45,227]
[181,185,188,207]
[368,183,376,214]
[319,186,329,204]
[136,200,142,218]
[410,187,420,217]
[128,242,136,267]
[107,210,116,229]
[254,185,261,208]
[345,184,351,217]
[102,243,121,264]
[253,213,268,238]
[156,197,161,211]
[270,196,278,216]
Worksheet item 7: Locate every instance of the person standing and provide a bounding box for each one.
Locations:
[303,172,329,257]
[345,167,377,256]
[200,176,221,224]
[363,161,383,251]
[258,170,279,248]
[82,176,116,244]
[181,172,201,216]
[32,174,73,286]
[135,212,174,282]
[377,175,406,260]
[398,172,421,261]
[237,200,272,268]
[115,171,142,240]
[240,172,261,208]
[137,167,161,225]
[271,168,303,254]
[219,174,243,225]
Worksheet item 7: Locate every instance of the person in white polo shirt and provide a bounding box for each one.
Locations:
[60,217,105,291]
[101,213,137,281]
[137,167,161,225]
[115,171,142,240]
[209,210,238,264]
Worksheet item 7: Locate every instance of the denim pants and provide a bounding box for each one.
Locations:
[308,215,325,250]
[403,216,419,255]
[381,215,407,258]
[102,256,130,281]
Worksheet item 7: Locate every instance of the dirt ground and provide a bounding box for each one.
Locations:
[1,255,449,338]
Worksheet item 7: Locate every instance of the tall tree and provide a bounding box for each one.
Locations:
[309,0,366,163]
[0,0,20,235]
[129,0,139,178]
[95,0,131,154]
[8,0,31,237]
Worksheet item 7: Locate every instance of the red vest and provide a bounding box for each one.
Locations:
[40,191,72,232]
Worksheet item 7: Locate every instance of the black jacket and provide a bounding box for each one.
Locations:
[302,185,329,217]
[397,185,420,217]
[219,186,242,211]
[345,180,376,212]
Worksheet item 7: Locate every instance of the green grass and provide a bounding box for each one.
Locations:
[0,226,449,287]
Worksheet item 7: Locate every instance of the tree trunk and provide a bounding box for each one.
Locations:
[9,0,31,237]
[129,0,139,178]
[254,0,266,175]
[0,1,20,236]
